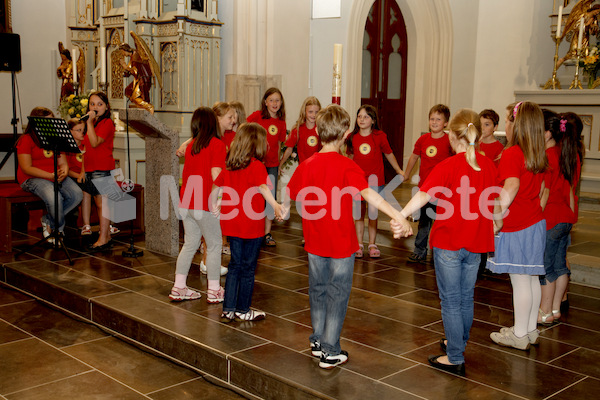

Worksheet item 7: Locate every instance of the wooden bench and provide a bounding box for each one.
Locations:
[0,182,45,252]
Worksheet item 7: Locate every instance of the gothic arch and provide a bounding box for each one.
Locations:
[346,0,453,156]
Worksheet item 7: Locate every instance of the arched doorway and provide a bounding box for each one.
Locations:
[361,0,407,181]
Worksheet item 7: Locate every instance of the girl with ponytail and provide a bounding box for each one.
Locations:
[487,101,548,351]
[391,109,498,375]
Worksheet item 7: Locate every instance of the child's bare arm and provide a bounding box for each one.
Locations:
[384,152,404,176]
[360,187,412,237]
[176,138,192,157]
[259,184,284,220]
[403,153,419,181]
[279,147,294,170]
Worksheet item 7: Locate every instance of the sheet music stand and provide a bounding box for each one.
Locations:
[16,116,81,264]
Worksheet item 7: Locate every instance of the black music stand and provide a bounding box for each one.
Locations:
[16,117,81,265]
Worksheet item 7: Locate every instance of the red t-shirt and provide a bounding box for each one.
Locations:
[498,146,544,232]
[66,144,85,174]
[214,159,270,239]
[543,146,575,229]
[83,118,115,172]
[479,140,504,166]
[222,130,236,151]
[287,152,368,258]
[179,137,226,211]
[285,124,321,163]
[16,134,55,184]
[420,153,498,253]
[413,132,453,187]
[247,110,287,167]
[350,130,393,186]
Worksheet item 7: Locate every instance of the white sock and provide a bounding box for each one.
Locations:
[174,274,187,288]
[208,279,220,291]
[510,274,539,337]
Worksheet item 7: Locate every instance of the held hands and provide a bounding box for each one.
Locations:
[57,165,68,183]
[390,218,412,238]
[493,219,503,235]
[77,172,86,184]
[273,203,286,221]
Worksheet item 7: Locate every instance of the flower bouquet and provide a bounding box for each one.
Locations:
[581,44,600,89]
[58,91,91,119]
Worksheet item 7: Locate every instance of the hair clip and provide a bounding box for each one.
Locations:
[467,123,474,127]
[513,102,523,119]
[468,142,475,146]
[560,119,567,133]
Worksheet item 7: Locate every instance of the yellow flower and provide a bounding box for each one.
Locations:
[80,98,88,107]
[68,107,75,115]
[68,94,75,100]
[76,114,81,118]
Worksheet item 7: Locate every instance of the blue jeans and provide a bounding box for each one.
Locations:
[265,166,278,220]
[414,202,436,257]
[308,252,355,356]
[223,236,263,313]
[21,177,82,233]
[541,222,573,284]
[433,247,480,365]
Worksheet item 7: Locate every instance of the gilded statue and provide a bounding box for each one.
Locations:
[117,31,162,114]
[57,42,85,100]
[556,0,600,69]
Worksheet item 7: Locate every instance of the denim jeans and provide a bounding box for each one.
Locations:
[414,202,436,257]
[223,236,263,313]
[21,177,83,233]
[433,247,480,365]
[307,252,355,356]
[265,166,278,220]
[541,222,573,284]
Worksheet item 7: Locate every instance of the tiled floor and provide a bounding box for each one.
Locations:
[1,186,599,399]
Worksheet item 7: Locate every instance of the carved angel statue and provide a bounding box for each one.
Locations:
[557,0,600,69]
[117,31,163,114]
[57,42,85,100]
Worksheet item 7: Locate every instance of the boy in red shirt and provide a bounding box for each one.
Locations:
[479,109,504,166]
[287,105,411,369]
[403,104,453,263]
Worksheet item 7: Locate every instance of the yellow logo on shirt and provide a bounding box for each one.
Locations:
[268,125,278,136]
[43,150,53,158]
[359,143,371,155]
[76,153,83,163]
[426,145,438,157]
[307,136,318,147]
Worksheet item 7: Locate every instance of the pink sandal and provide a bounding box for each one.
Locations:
[368,244,381,258]
[356,244,364,258]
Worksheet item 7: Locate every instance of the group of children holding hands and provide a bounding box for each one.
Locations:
[19,86,582,374]
[174,88,582,373]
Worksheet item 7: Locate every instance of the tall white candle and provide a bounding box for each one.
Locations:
[332,43,342,99]
[72,48,78,83]
[556,6,563,39]
[578,15,585,50]
[100,47,107,84]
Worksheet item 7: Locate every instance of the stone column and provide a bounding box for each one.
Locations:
[119,109,180,256]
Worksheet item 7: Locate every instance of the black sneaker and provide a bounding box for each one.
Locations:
[310,341,321,358]
[319,350,349,369]
[407,253,426,263]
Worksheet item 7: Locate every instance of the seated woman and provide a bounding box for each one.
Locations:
[16,107,83,244]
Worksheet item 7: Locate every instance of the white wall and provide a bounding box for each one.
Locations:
[450,0,555,129]
[0,0,67,179]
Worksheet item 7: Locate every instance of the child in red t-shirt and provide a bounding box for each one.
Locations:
[280,96,322,168]
[81,92,118,250]
[66,118,86,185]
[348,105,404,258]
[538,110,580,325]
[393,109,498,376]
[403,104,453,263]
[287,105,411,370]
[247,88,287,247]
[213,123,284,322]
[488,101,548,351]
[172,107,227,303]
[478,109,504,166]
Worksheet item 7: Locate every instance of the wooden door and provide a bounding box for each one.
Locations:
[362,0,408,182]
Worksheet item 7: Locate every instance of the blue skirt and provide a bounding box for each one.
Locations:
[487,219,546,275]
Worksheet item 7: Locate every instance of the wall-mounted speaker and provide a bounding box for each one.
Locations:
[0,33,22,72]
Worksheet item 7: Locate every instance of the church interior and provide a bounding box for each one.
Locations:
[1,1,600,399]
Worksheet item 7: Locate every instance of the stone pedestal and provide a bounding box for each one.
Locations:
[119,108,180,256]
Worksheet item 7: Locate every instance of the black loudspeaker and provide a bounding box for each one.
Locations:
[0,33,22,72]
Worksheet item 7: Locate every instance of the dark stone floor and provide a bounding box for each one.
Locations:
[1,192,599,399]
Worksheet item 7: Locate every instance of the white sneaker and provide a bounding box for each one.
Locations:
[200,261,228,276]
[500,326,540,345]
[491,328,530,350]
